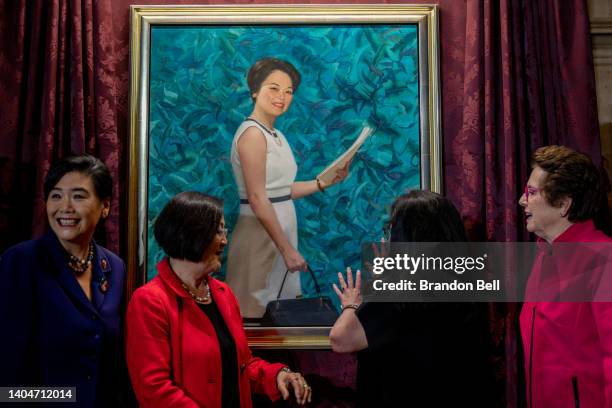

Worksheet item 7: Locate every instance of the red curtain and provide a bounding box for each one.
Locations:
[0,1,600,406]
[435,2,599,406]
[0,0,599,251]
[443,0,600,243]
[0,0,122,251]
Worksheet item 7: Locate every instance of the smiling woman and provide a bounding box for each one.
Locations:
[0,154,130,407]
[225,57,351,320]
[126,191,311,407]
[518,145,612,408]
[47,172,109,240]
[46,172,110,292]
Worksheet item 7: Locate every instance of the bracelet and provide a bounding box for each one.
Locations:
[341,304,360,311]
[316,178,325,193]
[277,367,292,391]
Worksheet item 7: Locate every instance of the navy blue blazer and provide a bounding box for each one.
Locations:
[0,232,128,407]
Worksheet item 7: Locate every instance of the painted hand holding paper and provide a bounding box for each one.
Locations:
[317,126,373,186]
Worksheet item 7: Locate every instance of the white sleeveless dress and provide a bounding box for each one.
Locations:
[225,120,302,318]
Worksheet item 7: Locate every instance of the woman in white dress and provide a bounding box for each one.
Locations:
[226,57,349,319]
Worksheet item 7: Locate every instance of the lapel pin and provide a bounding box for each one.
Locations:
[99,276,110,294]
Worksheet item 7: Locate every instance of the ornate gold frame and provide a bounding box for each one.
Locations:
[127,4,441,349]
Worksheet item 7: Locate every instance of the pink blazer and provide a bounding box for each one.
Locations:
[520,221,612,408]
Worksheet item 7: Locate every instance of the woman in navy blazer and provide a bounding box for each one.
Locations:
[0,155,130,407]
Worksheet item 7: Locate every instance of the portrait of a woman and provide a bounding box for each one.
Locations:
[225,57,349,319]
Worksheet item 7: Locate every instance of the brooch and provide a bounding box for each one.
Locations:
[99,276,110,293]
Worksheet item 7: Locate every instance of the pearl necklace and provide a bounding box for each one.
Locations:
[181,281,211,304]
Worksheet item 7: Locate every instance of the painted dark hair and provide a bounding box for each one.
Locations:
[154,192,223,262]
[43,154,112,201]
[247,57,301,102]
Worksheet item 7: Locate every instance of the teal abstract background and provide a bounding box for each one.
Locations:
[147,24,421,308]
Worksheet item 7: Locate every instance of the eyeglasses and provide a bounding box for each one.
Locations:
[524,185,541,203]
[217,227,229,237]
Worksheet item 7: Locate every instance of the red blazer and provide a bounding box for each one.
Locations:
[126,258,285,407]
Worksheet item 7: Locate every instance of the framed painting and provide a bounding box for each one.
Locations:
[128,4,441,348]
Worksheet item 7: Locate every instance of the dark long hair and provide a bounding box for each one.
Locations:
[381,191,494,403]
[389,190,468,243]
[386,191,483,316]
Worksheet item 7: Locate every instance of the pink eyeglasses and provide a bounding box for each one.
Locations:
[524,185,541,202]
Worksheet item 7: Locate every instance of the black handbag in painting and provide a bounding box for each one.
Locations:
[261,266,339,326]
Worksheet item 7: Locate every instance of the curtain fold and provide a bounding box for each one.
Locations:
[445,0,600,245]
[2,0,599,273]
[0,0,121,251]
[439,1,600,406]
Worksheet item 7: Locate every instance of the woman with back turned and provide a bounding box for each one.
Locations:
[330,190,494,407]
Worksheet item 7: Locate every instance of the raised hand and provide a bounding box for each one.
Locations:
[332,267,362,308]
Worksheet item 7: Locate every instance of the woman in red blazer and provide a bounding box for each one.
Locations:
[126,192,311,407]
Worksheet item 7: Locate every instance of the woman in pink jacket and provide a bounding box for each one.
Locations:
[519,145,612,408]
[126,192,311,407]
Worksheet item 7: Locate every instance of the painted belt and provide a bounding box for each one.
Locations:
[240,194,292,204]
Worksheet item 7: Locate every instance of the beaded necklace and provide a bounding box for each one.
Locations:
[181,281,211,304]
[67,243,95,276]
